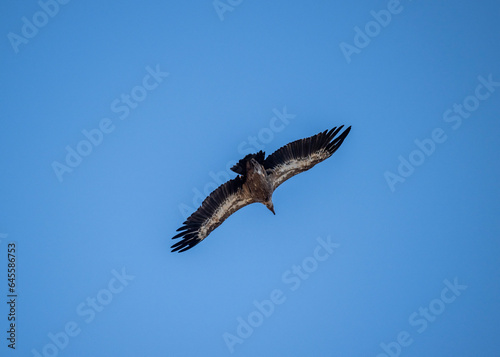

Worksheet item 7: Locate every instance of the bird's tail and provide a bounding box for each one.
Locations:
[230,150,265,175]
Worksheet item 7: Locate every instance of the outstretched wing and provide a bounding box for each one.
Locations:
[171,176,255,252]
[264,126,351,190]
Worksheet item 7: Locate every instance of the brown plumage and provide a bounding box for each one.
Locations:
[171,126,351,252]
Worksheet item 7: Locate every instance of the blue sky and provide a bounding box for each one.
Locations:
[1,1,499,356]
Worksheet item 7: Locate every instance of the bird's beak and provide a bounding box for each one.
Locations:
[269,205,275,215]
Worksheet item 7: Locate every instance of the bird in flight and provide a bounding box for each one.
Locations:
[171,126,351,252]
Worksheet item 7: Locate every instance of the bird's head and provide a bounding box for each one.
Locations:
[265,200,275,215]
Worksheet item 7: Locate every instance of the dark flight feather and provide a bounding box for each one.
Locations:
[171,176,255,252]
[264,126,351,189]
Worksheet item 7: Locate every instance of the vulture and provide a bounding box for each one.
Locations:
[171,126,351,252]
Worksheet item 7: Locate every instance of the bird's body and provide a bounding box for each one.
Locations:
[241,158,275,213]
[171,126,351,252]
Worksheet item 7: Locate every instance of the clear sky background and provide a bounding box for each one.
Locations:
[1,1,499,356]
